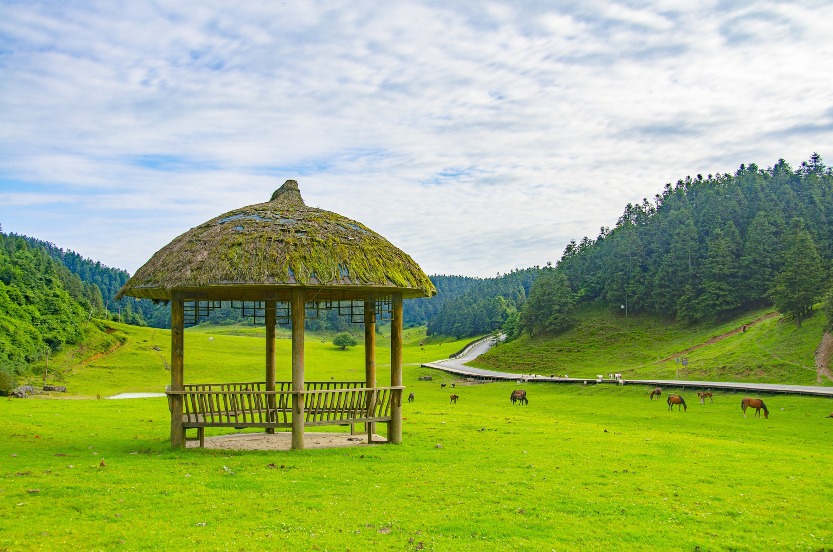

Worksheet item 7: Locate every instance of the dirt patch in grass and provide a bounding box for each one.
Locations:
[80,341,125,365]
[815,331,833,384]
[657,312,779,363]
[187,432,388,450]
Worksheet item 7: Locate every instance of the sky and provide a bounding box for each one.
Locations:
[1,1,832,278]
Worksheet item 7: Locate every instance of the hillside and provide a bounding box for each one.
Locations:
[19,300,831,397]
[473,303,831,386]
[0,232,121,379]
[554,156,833,324]
[18,234,170,327]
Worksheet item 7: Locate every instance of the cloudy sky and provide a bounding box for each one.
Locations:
[1,1,832,277]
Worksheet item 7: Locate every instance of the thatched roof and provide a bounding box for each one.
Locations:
[117,180,436,301]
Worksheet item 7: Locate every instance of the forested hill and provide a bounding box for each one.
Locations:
[411,269,541,337]
[18,235,169,327]
[0,230,95,374]
[543,154,833,332]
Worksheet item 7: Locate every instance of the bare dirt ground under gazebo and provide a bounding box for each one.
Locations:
[186,431,388,450]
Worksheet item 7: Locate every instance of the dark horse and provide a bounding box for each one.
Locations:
[741,397,768,418]
[450,394,459,404]
[510,389,528,405]
[649,387,662,400]
[667,394,687,411]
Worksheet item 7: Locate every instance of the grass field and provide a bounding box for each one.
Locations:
[474,305,830,385]
[2,322,833,551]
[23,321,464,397]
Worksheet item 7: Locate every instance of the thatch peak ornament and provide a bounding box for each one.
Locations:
[270,179,304,207]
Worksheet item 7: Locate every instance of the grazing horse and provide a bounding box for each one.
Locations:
[698,391,713,404]
[407,392,415,403]
[741,397,768,418]
[649,387,662,400]
[450,394,459,404]
[667,394,687,411]
[510,389,528,405]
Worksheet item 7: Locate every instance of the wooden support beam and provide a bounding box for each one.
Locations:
[170,293,185,448]
[265,301,276,434]
[389,293,403,444]
[364,294,376,442]
[291,289,305,450]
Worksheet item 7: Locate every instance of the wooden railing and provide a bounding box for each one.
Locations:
[166,381,402,432]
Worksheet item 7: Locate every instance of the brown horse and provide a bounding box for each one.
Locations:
[649,387,662,400]
[741,397,768,418]
[450,394,459,404]
[697,391,713,404]
[667,394,687,411]
[510,389,528,405]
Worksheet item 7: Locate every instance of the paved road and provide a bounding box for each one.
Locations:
[423,336,833,398]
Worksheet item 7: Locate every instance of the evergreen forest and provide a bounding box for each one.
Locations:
[532,155,833,337]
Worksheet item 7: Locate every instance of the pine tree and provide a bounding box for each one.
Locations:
[696,226,740,320]
[769,218,825,326]
[519,270,576,337]
[652,210,698,316]
[739,211,783,306]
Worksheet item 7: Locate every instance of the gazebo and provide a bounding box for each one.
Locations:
[116,180,436,450]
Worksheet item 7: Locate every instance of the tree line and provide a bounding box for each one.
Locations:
[522,154,833,337]
[19,236,170,327]
[420,269,541,338]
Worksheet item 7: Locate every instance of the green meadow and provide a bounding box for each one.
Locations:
[476,305,830,385]
[2,321,833,551]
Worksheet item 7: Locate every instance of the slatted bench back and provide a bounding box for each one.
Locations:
[170,381,400,429]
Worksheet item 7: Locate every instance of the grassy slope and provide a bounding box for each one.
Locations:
[473,304,829,385]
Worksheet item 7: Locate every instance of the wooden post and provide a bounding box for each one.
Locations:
[364,294,376,442]
[170,293,185,448]
[389,293,403,444]
[291,289,305,450]
[265,301,276,434]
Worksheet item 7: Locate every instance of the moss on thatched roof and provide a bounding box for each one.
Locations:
[117,180,436,301]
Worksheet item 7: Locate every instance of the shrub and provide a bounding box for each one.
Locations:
[0,369,15,396]
[332,332,358,350]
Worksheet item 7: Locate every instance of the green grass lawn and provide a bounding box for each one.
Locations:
[4,319,832,550]
[475,304,829,385]
[23,322,466,397]
[3,362,833,549]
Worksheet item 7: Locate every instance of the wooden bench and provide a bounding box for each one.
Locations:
[167,381,401,447]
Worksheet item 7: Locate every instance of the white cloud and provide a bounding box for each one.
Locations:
[1,0,832,277]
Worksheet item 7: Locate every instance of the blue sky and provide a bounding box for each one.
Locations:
[1,1,832,277]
